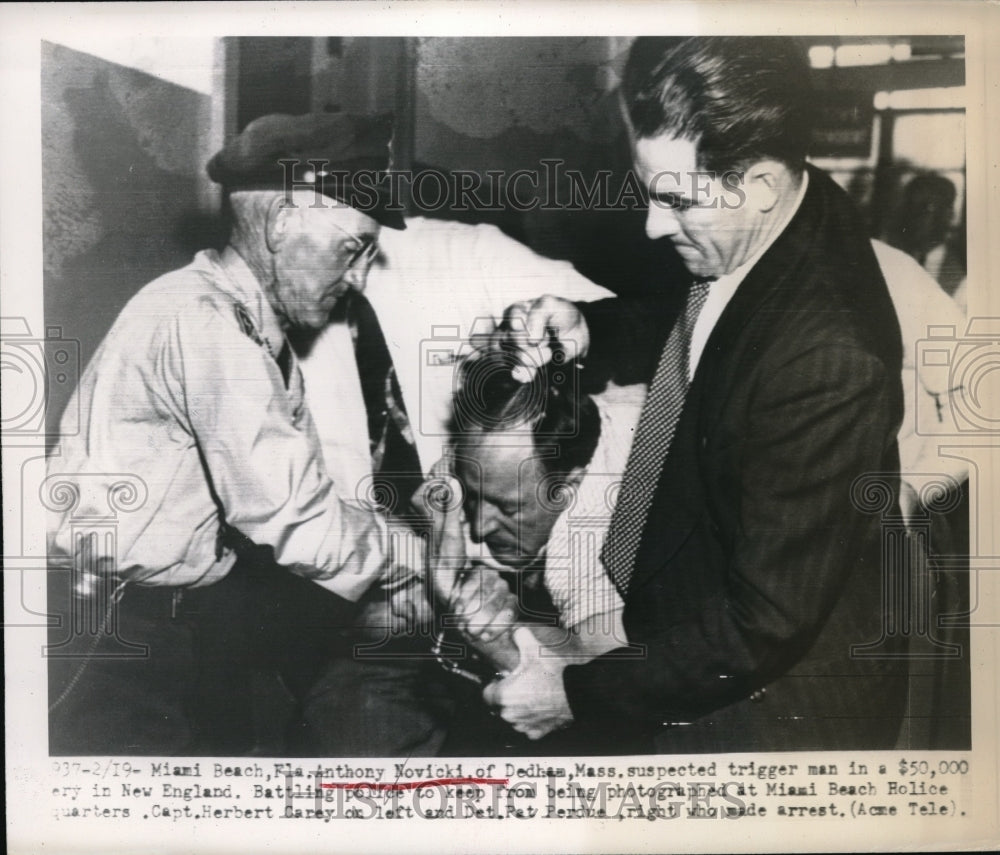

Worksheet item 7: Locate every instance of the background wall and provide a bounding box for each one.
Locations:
[43,34,969,431]
[42,41,218,437]
[411,37,671,291]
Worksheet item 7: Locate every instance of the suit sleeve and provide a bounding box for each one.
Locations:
[563,341,899,727]
[577,294,681,387]
[169,298,390,601]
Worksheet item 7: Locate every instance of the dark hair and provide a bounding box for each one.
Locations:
[623,36,813,173]
[448,349,601,475]
[902,172,957,207]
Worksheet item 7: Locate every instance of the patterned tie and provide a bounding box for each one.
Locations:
[348,291,424,516]
[601,279,711,596]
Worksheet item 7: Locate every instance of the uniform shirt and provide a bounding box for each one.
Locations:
[298,216,631,623]
[48,246,387,600]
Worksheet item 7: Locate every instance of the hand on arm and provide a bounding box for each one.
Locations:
[472,593,612,738]
[413,464,522,672]
[482,627,574,740]
[449,567,522,674]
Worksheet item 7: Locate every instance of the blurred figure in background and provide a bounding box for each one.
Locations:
[888,172,966,298]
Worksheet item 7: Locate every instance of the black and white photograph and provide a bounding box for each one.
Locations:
[3,2,998,853]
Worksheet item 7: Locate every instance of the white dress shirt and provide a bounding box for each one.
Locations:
[871,240,969,496]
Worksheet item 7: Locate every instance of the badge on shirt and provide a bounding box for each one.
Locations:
[233,302,293,390]
[234,302,266,349]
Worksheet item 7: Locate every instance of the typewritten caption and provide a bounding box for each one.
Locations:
[46,756,970,823]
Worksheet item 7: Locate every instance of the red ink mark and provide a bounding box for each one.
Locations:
[321,777,509,791]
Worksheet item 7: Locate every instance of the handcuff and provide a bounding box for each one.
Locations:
[431,565,507,687]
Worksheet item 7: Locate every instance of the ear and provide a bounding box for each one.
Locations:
[563,465,587,491]
[264,195,293,254]
[743,159,788,214]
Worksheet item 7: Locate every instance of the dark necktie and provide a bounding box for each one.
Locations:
[601,280,711,596]
[348,291,424,516]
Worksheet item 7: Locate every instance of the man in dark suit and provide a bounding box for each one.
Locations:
[483,36,909,752]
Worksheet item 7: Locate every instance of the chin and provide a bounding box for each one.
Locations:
[679,258,710,276]
[292,310,333,331]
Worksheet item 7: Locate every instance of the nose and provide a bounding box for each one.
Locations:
[645,203,682,241]
[468,503,501,543]
[342,262,369,293]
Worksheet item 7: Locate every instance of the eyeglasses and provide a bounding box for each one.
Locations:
[329,221,380,271]
[346,237,380,270]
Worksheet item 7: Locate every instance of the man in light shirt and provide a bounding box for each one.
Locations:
[870,239,968,522]
[303,351,641,755]
[293,215,639,755]
[47,113,415,754]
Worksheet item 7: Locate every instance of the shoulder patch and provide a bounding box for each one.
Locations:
[234,303,266,348]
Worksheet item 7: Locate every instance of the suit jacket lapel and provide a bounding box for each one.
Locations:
[624,166,830,595]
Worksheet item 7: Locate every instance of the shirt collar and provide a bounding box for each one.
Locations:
[687,170,810,380]
[218,245,286,351]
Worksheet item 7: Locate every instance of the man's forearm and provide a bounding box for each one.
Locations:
[465,622,582,675]
[577,295,678,387]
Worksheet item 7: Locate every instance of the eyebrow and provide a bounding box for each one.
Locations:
[330,220,378,247]
[457,474,519,514]
[346,232,377,248]
[651,191,695,208]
